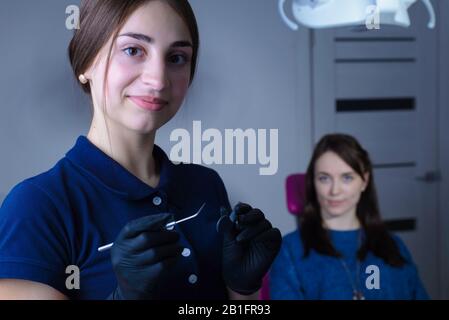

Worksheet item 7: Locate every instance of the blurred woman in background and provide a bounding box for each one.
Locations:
[270,133,428,300]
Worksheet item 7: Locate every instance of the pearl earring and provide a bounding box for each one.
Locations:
[78,74,88,84]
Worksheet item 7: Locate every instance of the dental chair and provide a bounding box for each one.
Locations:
[259,173,306,300]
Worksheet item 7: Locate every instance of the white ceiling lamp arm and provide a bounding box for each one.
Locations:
[279,0,299,30]
[421,0,436,29]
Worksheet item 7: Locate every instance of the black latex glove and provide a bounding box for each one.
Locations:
[217,203,282,295]
[108,213,183,300]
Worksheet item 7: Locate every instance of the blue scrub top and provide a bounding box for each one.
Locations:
[0,136,231,299]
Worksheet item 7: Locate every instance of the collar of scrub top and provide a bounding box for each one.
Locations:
[66,136,185,206]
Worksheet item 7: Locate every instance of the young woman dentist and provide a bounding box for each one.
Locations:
[0,0,281,300]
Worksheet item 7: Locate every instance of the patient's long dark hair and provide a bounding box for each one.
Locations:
[299,134,406,267]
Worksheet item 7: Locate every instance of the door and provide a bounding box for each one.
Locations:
[311,4,440,298]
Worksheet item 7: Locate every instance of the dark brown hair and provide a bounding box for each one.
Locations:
[68,0,200,95]
[300,133,406,267]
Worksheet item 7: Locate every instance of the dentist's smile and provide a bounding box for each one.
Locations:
[128,96,168,111]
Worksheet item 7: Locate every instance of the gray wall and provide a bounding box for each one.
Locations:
[0,0,312,235]
[438,0,449,300]
[0,0,91,200]
[0,0,90,199]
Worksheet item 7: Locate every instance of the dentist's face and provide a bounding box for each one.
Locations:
[86,0,193,133]
[314,151,368,220]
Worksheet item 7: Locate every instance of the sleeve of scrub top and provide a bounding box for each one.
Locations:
[269,238,305,300]
[0,180,70,295]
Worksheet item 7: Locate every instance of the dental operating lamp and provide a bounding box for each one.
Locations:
[279,0,436,30]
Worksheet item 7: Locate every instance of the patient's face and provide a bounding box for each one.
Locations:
[314,151,368,223]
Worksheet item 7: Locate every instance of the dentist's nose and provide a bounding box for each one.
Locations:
[141,57,169,91]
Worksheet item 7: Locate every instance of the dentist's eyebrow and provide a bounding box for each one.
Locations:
[118,32,193,48]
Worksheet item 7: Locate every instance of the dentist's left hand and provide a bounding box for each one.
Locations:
[217,203,282,295]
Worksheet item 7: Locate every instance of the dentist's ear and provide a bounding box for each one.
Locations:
[80,53,102,86]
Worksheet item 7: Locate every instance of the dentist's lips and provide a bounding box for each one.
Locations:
[128,96,168,111]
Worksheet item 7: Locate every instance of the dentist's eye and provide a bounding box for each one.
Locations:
[123,47,144,57]
[168,53,189,66]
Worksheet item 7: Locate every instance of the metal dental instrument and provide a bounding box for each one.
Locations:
[97,202,206,252]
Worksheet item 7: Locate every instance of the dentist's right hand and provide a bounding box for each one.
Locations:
[108,213,183,300]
